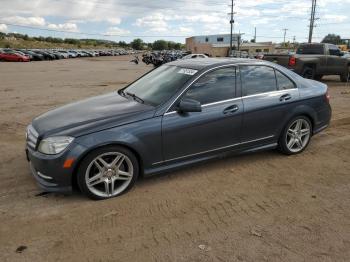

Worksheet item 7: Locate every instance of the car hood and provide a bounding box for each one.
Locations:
[32,92,155,137]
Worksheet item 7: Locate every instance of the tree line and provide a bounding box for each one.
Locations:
[0,32,184,50]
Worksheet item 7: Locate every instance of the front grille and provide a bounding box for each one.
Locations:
[26,125,38,150]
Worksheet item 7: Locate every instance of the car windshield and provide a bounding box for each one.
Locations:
[122,65,197,106]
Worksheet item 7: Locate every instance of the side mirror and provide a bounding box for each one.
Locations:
[177,98,202,113]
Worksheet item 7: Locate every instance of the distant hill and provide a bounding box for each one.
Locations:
[0,33,127,49]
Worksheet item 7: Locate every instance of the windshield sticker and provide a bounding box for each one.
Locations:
[178,68,198,75]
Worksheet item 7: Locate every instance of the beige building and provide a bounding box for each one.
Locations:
[186,35,275,57]
[239,42,275,55]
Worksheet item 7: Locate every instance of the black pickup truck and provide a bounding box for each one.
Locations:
[263,43,350,82]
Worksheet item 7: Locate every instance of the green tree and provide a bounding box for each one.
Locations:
[130,38,144,50]
[153,40,168,50]
[118,41,128,48]
[321,34,343,45]
[173,43,182,50]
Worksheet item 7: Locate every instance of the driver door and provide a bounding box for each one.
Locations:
[161,66,243,162]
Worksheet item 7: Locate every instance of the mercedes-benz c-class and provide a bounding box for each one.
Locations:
[26,58,331,199]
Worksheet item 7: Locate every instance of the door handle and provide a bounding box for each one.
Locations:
[279,94,292,102]
[223,104,239,114]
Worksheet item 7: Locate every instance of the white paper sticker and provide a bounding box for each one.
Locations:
[178,68,198,75]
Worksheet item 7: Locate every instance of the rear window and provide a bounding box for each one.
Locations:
[296,44,324,55]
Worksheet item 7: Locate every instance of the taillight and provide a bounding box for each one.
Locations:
[325,88,330,103]
[288,56,296,66]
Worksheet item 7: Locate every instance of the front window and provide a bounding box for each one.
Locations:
[122,65,196,106]
[182,67,236,104]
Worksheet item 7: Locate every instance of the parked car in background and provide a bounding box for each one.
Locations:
[21,50,45,61]
[263,43,350,82]
[0,50,30,62]
[57,50,70,58]
[33,50,55,60]
[26,58,331,200]
[182,53,209,59]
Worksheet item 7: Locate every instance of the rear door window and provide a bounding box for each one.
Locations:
[240,65,277,96]
[296,44,324,55]
[275,70,296,90]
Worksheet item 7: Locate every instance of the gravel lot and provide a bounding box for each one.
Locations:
[0,56,349,262]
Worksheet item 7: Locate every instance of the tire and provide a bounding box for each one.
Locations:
[340,67,349,82]
[314,74,323,81]
[77,145,139,200]
[279,116,312,155]
[301,66,315,79]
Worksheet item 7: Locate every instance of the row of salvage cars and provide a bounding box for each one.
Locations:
[0,48,133,62]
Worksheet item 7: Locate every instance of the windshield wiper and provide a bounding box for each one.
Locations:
[126,92,144,104]
[119,89,126,97]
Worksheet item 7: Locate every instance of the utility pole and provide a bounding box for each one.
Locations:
[237,31,245,52]
[283,28,288,44]
[254,27,256,42]
[229,0,235,56]
[308,0,317,43]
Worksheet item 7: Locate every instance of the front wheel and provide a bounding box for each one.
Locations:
[279,116,312,155]
[77,145,139,200]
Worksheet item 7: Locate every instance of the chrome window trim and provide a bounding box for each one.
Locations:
[152,135,274,165]
[164,64,238,114]
[240,89,296,100]
[202,97,241,108]
[164,97,242,116]
[164,88,295,116]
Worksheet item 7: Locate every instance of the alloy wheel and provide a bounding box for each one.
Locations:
[85,152,134,198]
[286,119,311,153]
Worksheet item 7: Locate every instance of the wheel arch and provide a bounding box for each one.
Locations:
[281,106,316,136]
[71,142,144,191]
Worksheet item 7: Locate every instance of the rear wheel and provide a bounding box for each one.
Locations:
[314,74,323,81]
[302,66,315,79]
[279,116,312,155]
[340,66,350,82]
[77,145,139,200]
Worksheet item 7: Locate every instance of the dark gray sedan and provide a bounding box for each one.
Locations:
[26,58,331,199]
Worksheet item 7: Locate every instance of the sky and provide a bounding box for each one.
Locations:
[0,0,349,43]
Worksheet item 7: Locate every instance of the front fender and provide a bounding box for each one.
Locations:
[74,117,162,170]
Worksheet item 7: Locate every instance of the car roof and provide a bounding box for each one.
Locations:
[167,58,267,70]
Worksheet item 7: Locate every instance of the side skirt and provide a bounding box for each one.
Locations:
[143,142,278,177]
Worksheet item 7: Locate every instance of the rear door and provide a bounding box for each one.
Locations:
[240,65,299,144]
[161,66,243,161]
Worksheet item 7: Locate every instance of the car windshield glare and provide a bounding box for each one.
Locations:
[123,65,196,106]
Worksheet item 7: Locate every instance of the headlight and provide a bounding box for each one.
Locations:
[38,136,74,155]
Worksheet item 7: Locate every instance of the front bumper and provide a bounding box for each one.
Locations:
[26,142,87,193]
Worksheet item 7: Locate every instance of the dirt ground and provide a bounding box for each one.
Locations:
[0,56,349,262]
